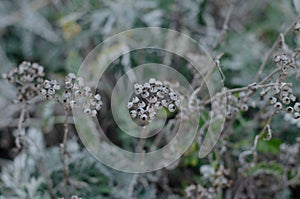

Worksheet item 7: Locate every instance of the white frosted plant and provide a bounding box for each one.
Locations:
[127,78,180,124]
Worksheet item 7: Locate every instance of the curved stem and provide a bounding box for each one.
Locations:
[255,13,300,81]
[61,109,70,198]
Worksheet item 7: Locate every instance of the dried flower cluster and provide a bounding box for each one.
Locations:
[2,61,45,103]
[185,184,216,199]
[200,164,231,188]
[280,139,300,166]
[226,91,251,119]
[265,83,300,119]
[127,78,180,123]
[2,62,102,117]
[41,73,103,117]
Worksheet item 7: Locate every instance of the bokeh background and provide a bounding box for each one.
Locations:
[0,0,300,198]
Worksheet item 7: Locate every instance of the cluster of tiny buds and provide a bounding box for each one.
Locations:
[127,78,180,123]
[273,51,295,80]
[185,184,216,199]
[265,83,300,119]
[211,165,231,188]
[2,61,45,103]
[225,92,251,119]
[41,73,102,117]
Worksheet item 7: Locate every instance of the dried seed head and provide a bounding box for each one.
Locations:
[130,110,137,118]
[282,96,291,105]
[90,110,97,117]
[272,86,280,94]
[294,102,300,112]
[2,62,49,102]
[141,90,150,98]
[286,106,294,114]
[240,104,249,112]
[168,104,176,112]
[140,114,148,121]
[274,55,281,63]
[289,94,296,102]
[226,111,233,119]
[293,112,300,119]
[84,108,91,114]
[128,78,180,123]
[269,97,277,105]
[155,102,163,110]
[127,101,133,109]
[138,101,146,108]
[274,102,283,110]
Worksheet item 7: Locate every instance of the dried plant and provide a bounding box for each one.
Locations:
[2,63,102,198]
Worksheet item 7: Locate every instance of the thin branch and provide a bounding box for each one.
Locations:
[212,0,238,49]
[128,174,139,199]
[15,105,27,149]
[203,82,286,105]
[255,13,300,81]
[60,109,70,198]
[239,111,275,165]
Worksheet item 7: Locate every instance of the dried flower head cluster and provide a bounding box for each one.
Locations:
[185,184,216,199]
[209,88,252,120]
[263,82,300,119]
[225,91,251,119]
[2,62,102,117]
[2,61,45,103]
[41,73,103,117]
[127,78,180,123]
[280,142,300,167]
[185,164,232,198]
[274,52,294,76]
[200,164,231,188]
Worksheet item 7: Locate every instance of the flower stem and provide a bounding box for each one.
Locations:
[61,109,70,198]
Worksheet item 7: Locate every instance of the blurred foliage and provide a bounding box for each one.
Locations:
[0,0,300,198]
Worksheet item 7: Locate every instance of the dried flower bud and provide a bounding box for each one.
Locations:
[90,110,97,117]
[240,104,249,112]
[226,111,233,119]
[130,110,137,118]
[84,108,91,114]
[94,94,101,100]
[269,97,277,105]
[293,112,300,119]
[168,104,176,112]
[272,86,280,94]
[282,96,291,105]
[141,90,150,98]
[294,102,300,112]
[274,102,282,110]
[138,101,146,108]
[140,114,148,121]
[132,96,139,103]
[149,112,156,120]
[155,102,163,110]
[274,55,281,63]
[286,106,294,114]
[289,94,296,102]
[127,101,133,109]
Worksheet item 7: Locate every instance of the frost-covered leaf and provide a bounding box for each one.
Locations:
[141,10,163,27]
[18,1,60,43]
